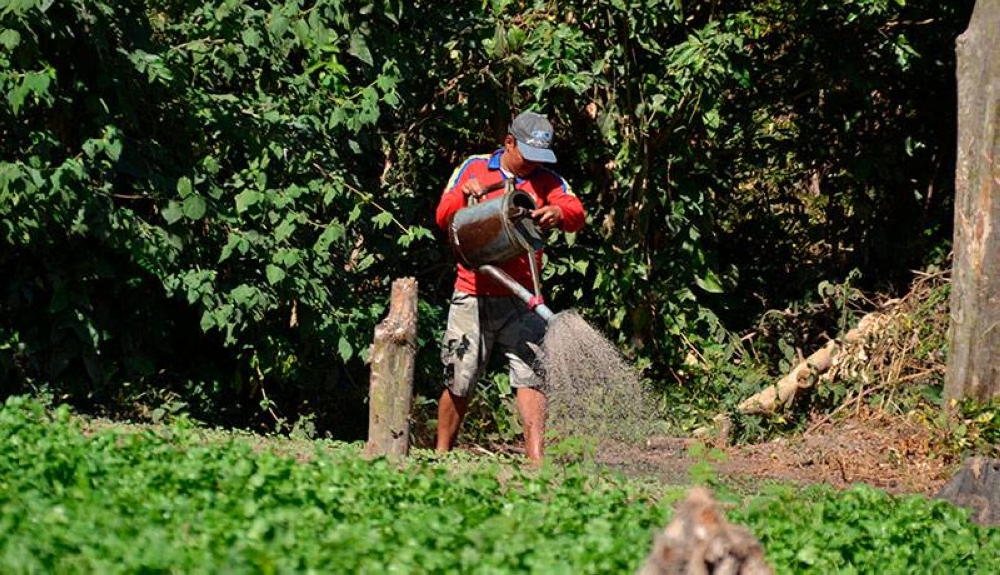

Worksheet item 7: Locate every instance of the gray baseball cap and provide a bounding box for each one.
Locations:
[509,111,557,163]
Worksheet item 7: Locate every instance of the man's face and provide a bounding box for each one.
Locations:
[504,135,540,178]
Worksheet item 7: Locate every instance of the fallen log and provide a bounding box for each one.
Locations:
[738,312,882,415]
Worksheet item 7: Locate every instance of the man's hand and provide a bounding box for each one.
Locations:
[461,179,487,199]
[531,206,563,231]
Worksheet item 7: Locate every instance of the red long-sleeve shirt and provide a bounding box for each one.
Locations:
[436,150,586,296]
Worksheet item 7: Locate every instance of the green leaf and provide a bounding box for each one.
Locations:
[106,137,122,162]
[22,70,51,99]
[507,26,526,51]
[231,284,257,306]
[694,270,724,293]
[347,205,362,223]
[371,211,393,229]
[355,253,375,271]
[397,225,433,247]
[200,311,216,331]
[177,177,193,198]
[275,249,300,267]
[0,29,20,50]
[7,83,27,114]
[337,336,353,361]
[314,223,344,254]
[219,233,241,262]
[795,546,819,565]
[266,264,286,284]
[376,73,396,92]
[349,31,373,66]
[268,14,290,37]
[275,217,297,242]
[162,201,184,224]
[241,29,261,48]
[182,195,207,220]
[235,190,265,213]
[202,156,220,175]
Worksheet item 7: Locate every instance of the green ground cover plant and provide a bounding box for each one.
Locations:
[0,396,673,574]
[2,396,997,574]
[737,484,1000,573]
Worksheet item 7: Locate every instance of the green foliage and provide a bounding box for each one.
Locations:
[495,0,967,389]
[686,440,729,487]
[0,396,670,573]
[946,398,1000,456]
[546,433,601,464]
[1,0,432,427]
[0,0,973,433]
[2,396,998,573]
[461,372,524,446]
[737,484,1000,573]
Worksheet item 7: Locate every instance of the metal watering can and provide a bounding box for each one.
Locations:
[448,180,556,321]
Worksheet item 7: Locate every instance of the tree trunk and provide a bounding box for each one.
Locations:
[946,0,1000,410]
[365,278,418,458]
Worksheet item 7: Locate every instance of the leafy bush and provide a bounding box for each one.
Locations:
[1,1,973,432]
[1,0,434,429]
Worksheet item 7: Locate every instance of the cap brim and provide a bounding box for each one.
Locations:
[517,140,557,163]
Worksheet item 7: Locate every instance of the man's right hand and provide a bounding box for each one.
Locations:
[461,179,487,199]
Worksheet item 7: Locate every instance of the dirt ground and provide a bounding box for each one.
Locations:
[87,404,959,498]
[590,410,958,497]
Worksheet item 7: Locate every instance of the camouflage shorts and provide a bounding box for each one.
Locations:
[440,291,546,397]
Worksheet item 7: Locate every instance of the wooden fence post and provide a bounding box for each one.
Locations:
[365,277,418,457]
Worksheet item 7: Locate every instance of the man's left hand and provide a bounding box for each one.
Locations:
[531,206,563,231]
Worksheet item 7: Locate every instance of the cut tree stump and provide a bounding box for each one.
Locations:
[934,457,1000,526]
[638,487,772,575]
[364,278,418,458]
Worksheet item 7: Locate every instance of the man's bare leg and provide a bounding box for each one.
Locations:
[436,388,470,454]
[516,387,547,461]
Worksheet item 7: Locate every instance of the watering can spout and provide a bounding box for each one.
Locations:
[479,265,555,323]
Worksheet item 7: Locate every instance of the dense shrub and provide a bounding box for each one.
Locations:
[0,1,974,431]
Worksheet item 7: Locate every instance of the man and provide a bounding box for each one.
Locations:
[434,111,586,461]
